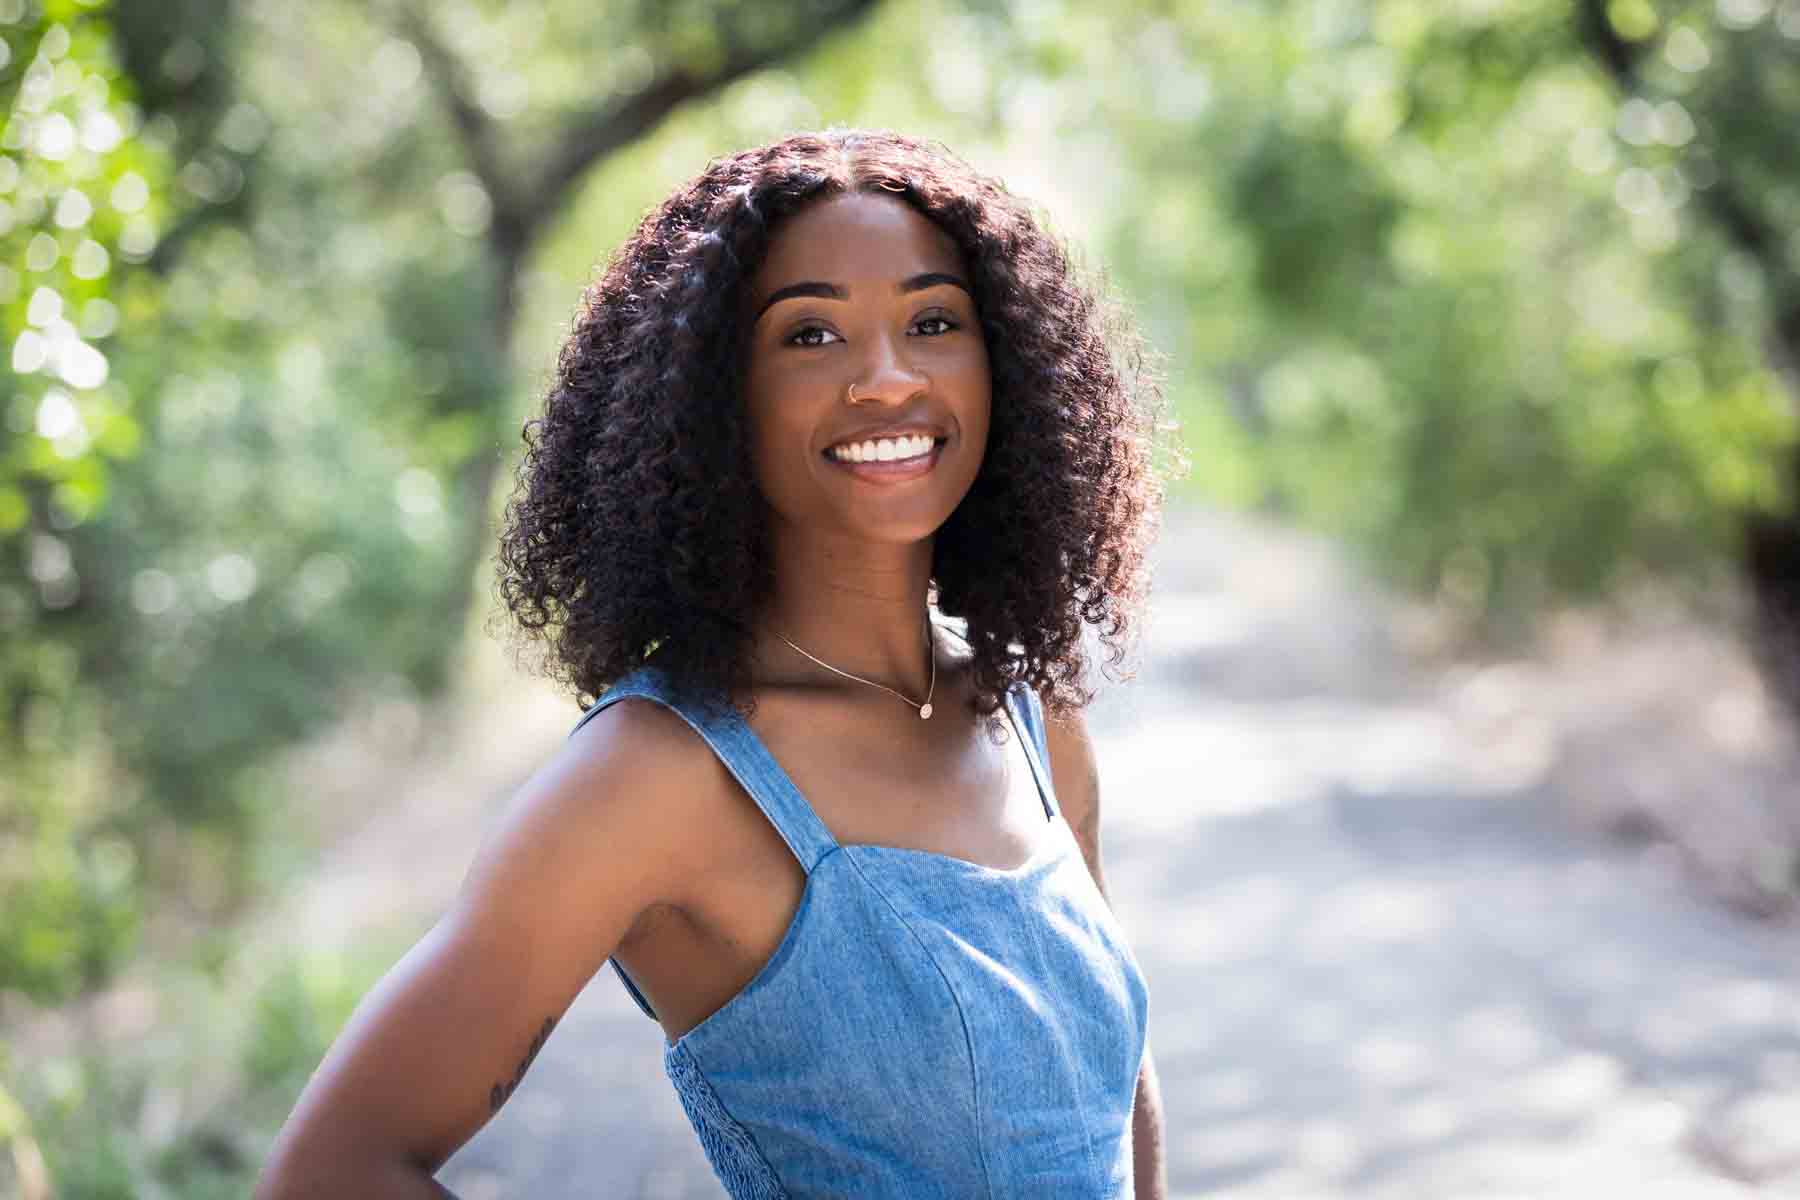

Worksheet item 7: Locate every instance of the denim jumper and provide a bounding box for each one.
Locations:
[569,663,1150,1198]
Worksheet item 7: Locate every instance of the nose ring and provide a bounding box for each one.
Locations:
[847,374,930,404]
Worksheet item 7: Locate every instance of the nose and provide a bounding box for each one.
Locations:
[847,330,929,405]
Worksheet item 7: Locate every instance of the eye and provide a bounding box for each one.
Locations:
[785,324,840,348]
[911,314,958,337]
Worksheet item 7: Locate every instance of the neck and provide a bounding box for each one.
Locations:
[753,519,937,699]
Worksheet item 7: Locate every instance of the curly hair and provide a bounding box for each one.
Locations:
[494,129,1175,724]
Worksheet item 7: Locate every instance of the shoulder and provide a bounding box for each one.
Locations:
[1035,699,1110,895]
[566,690,713,775]
[536,695,741,898]
[1038,701,1100,834]
[562,693,737,829]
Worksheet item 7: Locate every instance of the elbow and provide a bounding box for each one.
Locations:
[255,1142,446,1200]
[252,1164,304,1200]
[254,1143,377,1200]
[253,1144,332,1200]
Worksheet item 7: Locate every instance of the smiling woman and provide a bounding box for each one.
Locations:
[743,191,991,558]
[256,130,1176,1200]
[496,129,1169,726]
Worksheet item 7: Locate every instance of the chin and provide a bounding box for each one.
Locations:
[838,507,954,546]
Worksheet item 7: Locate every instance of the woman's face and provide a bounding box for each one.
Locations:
[741,191,991,546]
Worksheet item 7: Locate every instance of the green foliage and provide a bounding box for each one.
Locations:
[1,0,898,1024]
[994,0,1797,643]
[241,951,370,1093]
[534,0,1798,650]
[3,932,411,1200]
[0,2,166,523]
[0,0,540,1013]
[2,0,170,1006]
[559,0,1798,648]
[4,4,1800,1192]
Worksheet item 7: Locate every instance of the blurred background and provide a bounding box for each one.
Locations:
[4,0,1799,1196]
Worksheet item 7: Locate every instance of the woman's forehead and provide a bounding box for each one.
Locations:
[751,192,965,295]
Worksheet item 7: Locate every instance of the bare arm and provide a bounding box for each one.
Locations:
[1129,1042,1168,1200]
[255,699,713,1199]
[1043,707,1168,1200]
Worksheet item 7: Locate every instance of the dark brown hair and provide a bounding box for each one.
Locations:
[494,129,1177,721]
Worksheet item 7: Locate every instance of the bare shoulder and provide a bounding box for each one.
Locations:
[562,691,721,796]
[553,694,738,893]
[1039,702,1107,893]
[1040,702,1100,829]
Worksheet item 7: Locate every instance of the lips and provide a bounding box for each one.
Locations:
[824,439,945,480]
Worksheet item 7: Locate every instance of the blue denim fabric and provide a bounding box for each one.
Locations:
[570,663,1150,1198]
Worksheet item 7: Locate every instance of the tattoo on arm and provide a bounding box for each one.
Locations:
[489,1016,557,1113]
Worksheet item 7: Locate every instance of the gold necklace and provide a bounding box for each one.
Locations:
[772,607,938,719]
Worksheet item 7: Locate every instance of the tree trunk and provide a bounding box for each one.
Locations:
[1745,448,1800,728]
[445,244,522,667]
[399,1,883,678]
[1572,0,1800,726]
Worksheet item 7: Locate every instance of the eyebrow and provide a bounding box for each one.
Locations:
[752,272,972,326]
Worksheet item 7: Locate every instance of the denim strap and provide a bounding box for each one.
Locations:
[1002,683,1061,821]
[569,666,840,872]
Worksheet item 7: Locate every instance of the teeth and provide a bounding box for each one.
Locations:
[830,434,936,464]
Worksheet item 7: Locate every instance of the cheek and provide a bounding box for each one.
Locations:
[742,367,785,445]
[742,388,818,499]
[958,357,993,436]
[747,407,793,480]
[749,385,812,441]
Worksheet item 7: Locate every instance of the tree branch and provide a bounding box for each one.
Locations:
[517,0,882,236]
[392,0,879,258]
[145,183,254,275]
[1572,0,1649,87]
[389,4,523,231]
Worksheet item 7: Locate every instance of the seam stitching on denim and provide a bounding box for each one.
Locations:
[842,849,996,1199]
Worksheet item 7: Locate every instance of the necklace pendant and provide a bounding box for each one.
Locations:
[919,702,933,719]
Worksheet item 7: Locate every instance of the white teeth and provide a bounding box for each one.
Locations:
[830,434,937,464]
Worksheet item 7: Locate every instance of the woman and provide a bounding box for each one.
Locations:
[257,129,1173,1198]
